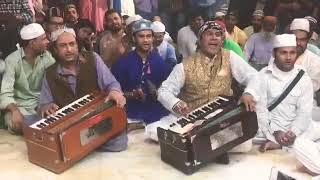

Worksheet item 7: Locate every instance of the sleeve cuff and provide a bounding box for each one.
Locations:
[290,126,302,137]
[244,88,260,102]
[0,98,16,110]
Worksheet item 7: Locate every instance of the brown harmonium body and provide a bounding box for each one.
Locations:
[157,99,258,175]
[23,93,127,174]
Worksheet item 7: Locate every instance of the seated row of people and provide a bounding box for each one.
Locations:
[0,17,319,176]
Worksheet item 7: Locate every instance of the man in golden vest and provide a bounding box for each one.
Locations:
[145,21,257,152]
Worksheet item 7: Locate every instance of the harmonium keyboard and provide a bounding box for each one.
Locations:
[23,92,127,174]
[157,96,258,174]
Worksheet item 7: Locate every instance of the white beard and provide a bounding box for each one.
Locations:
[263,32,275,41]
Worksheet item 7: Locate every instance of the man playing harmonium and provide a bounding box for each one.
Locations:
[145,21,257,152]
[37,28,128,152]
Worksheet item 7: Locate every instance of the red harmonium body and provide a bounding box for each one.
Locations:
[23,92,127,174]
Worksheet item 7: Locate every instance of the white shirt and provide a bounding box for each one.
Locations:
[296,49,320,92]
[158,50,257,112]
[121,0,135,16]
[245,60,314,136]
[177,25,197,58]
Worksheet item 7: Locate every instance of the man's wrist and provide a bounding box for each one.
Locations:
[6,103,18,112]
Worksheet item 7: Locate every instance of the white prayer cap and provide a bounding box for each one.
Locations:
[252,10,264,17]
[215,11,225,18]
[125,14,142,26]
[20,23,45,40]
[290,18,310,32]
[151,21,165,33]
[50,28,76,42]
[273,34,296,48]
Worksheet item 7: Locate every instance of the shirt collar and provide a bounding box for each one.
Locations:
[20,48,45,60]
[57,60,80,76]
[266,58,301,80]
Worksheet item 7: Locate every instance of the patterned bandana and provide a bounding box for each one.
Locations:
[198,21,225,38]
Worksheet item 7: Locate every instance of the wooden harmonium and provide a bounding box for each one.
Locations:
[157,96,258,174]
[23,92,127,174]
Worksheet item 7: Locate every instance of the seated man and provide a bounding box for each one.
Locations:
[151,21,177,71]
[243,34,313,152]
[112,19,171,131]
[0,23,55,134]
[38,28,127,152]
[146,21,257,152]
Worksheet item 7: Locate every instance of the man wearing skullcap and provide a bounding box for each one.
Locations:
[244,16,277,70]
[0,23,55,134]
[146,21,257,152]
[98,9,126,67]
[243,10,264,38]
[225,11,248,49]
[151,21,177,70]
[243,34,313,153]
[38,28,128,152]
[289,18,320,93]
[112,19,171,132]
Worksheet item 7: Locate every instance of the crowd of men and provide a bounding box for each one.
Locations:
[0,0,320,177]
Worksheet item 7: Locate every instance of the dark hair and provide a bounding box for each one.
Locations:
[73,19,96,34]
[226,10,239,19]
[19,39,31,48]
[104,9,121,20]
[187,10,204,23]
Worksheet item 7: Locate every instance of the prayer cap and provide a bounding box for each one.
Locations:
[151,21,165,33]
[273,34,296,48]
[290,18,309,32]
[198,21,225,38]
[20,23,45,40]
[304,16,317,24]
[132,19,152,34]
[51,28,76,42]
[252,10,264,17]
[215,11,225,18]
[125,14,142,26]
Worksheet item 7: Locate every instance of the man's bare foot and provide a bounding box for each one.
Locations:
[296,163,319,176]
[259,140,281,152]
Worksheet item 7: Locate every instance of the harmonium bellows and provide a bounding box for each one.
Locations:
[23,92,127,174]
[157,96,258,174]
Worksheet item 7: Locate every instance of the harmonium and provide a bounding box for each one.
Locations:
[23,92,127,174]
[157,96,258,174]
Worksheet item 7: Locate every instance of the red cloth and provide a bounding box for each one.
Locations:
[79,0,108,33]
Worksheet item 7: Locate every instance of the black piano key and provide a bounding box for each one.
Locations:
[72,104,81,109]
[57,113,65,117]
[40,122,47,127]
[79,101,86,105]
[87,95,95,100]
[202,106,211,112]
[36,124,43,128]
[44,119,52,124]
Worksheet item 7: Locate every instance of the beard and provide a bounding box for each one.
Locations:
[263,32,275,41]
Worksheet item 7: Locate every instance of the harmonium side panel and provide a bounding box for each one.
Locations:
[157,127,198,174]
[23,126,66,173]
[191,111,258,164]
[58,106,127,165]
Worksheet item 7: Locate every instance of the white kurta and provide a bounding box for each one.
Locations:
[177,26,198,58]
[145,51,257,145]
[296,49,320,92]
[245,60,314,142]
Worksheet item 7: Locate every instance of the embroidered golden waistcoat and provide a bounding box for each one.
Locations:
[178,49,233,110]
